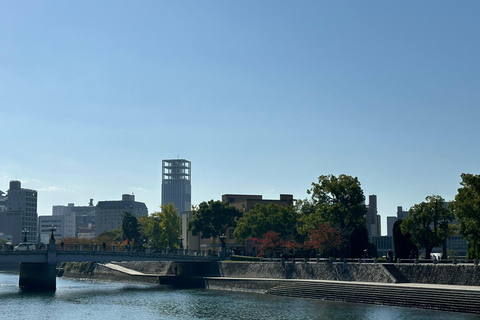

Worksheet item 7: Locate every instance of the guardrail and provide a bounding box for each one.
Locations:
[259,257,480,265]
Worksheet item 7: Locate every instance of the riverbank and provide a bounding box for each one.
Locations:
[58,260,480,314]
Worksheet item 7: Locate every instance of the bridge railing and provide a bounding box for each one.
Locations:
[258,256,480,265]
[0,243,219,259]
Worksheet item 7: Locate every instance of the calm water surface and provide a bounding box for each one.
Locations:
[0,271,479,320]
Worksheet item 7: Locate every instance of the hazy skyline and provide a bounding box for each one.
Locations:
[1,2,479,235]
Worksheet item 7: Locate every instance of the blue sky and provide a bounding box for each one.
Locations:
[1,1,479,234]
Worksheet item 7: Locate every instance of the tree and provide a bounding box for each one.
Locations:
[392,219,417,259]
[189,200,241,247]
[233,203,298,243]
[122,212,140,245]
[308,174,367,230]
[252,231,286,257]
[307,174,368,257]
[401,195,454,259]
[304,223,344,257]
[454,173,480,258]
[142,203,180,250]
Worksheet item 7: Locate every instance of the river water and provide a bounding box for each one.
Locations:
[0,271,478,320]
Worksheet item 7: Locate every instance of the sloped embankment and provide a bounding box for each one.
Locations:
[59,261,172,283]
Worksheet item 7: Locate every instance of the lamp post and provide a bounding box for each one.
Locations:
[49,225,57,242]
[178,235,184,254]
[219,233,226,258]
[22,228,29,243]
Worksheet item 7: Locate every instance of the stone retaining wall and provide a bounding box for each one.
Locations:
[396,264,480,286]
[218,261,394,283]
[60,261,480,287]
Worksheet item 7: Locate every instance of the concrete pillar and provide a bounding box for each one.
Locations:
[19,263,57,291]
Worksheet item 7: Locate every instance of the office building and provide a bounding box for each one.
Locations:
[161,159,191,214]
[161,159,192,248]
[52,199,96,236]
[386,206,410,237]
[38,213,76,243]
[0,180,38,243]
[95,194,148,236]
[366,195,381,237]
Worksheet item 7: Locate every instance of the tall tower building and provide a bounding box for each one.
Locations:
[366,194,380,237]
[161,159,191,214]
[162,159,192,250]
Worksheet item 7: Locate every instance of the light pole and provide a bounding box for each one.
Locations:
[178,235,184,251]
[49,225,57,242]
[22,228,29,243]
[220,233,226,258]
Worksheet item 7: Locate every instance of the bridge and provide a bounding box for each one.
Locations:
[0,237,218,291]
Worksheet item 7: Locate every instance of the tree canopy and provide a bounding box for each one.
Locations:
[304,223,344,257]
[233,203,298,243]
[141,203,180,250]
[188,200,242,246]
[305,174,368,257]
[392,219,417,259]
[307,174,367,229]
[122,212,140,244]
[454,173,480,258]
[401,195,454,259]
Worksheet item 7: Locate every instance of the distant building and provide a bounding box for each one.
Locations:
[370,236,394,257]
[161,159,191,214]
[38,214,75,243]
[52,199,96,236]
[366,195,381,237]
[95,194,148,236]
[0,181,38,243]
[161,159,192,248]
[386,206,409,237]
[199,194,295,255]
[0,190,7,212]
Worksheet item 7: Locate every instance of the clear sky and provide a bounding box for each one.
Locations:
[1,1,479,235]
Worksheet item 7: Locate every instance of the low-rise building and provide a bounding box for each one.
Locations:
[198,194,295,256]
[95,194,148,236]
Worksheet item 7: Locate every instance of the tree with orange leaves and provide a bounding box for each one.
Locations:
[304,223,344,257]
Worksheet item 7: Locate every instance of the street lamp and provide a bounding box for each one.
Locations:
[49,225,57,242]
[22,228,29,242]
[178,235,184,249]
[219,233,226,258]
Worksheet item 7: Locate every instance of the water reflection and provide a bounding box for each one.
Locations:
[0,272,478,320]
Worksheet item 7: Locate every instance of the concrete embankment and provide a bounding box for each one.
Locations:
[59,261,480,314]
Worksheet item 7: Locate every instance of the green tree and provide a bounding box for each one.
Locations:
[142,203,180,250]
[307,174,368,257]
[392,219,417,259]
[95,227,123,246]
[122,212,140,244]
[454,173,480,258]
[189,200,241,247]
[401,195,454,259]
[308,174,367,229]
[233,203,298,243]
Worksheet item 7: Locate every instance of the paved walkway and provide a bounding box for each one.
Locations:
[102,263,164,277]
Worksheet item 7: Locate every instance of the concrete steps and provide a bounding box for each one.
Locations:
[266,281,480,314]
[382,264,410,283]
